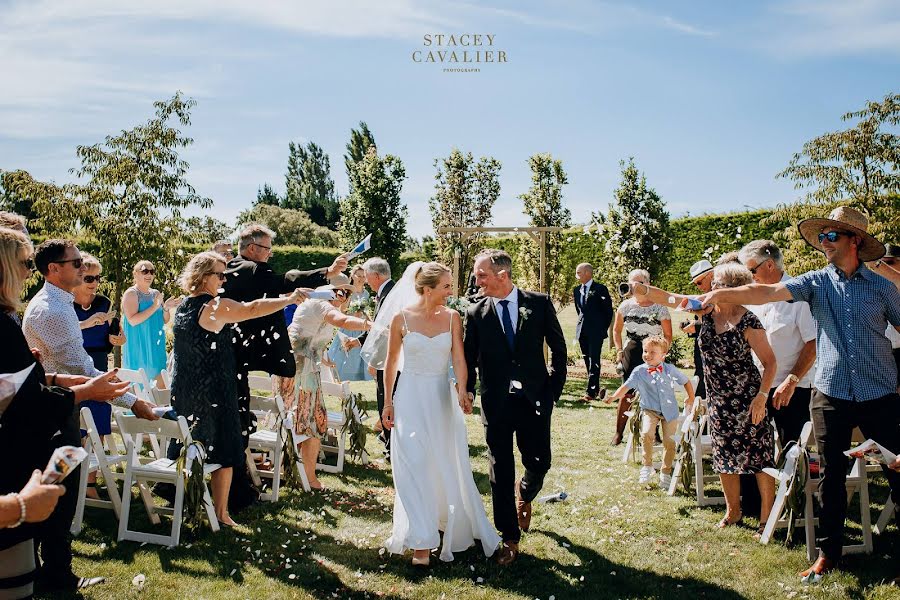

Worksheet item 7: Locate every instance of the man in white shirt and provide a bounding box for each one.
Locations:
[22,239,156,592]
[739,240,817,446]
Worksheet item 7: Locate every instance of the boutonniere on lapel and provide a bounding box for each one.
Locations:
[518,306,532,329]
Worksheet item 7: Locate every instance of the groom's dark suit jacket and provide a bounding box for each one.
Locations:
[463,289,567,423]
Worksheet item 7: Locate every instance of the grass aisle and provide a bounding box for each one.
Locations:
[65,376,898,600]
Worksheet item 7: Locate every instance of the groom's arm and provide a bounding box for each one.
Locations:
[463,308,479,398]
[544,296,567,401]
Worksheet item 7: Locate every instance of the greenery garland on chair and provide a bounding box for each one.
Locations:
[674,425,696,494]
[275,412,305,491]
[628,402,643,463]
[341,391,369,462]
[175,439,208,531]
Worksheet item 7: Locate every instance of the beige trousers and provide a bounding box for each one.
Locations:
[641,410,678,474]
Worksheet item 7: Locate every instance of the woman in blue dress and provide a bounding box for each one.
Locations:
[326,265,373,381]
[121,260,179,387]
[73,253,126,497]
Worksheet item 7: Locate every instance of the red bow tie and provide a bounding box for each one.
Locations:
[647,365,663,375]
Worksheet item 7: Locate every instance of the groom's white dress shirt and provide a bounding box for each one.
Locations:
[491,286,519,335]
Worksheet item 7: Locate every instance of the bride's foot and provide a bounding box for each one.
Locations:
[309,480,325,491]
[411,550,430,567]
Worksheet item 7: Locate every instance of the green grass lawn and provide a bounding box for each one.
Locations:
[62,376,898,600]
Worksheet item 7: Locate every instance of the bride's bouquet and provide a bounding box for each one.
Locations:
[347,296,375,319]
[445,296,471,319]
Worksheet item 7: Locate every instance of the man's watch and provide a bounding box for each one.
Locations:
[786,373,800,384]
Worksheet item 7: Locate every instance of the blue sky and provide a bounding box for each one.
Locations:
[1,0,898,238]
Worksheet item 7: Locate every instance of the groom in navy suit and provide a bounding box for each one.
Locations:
[464,249,567,565]
[573,262,613,401]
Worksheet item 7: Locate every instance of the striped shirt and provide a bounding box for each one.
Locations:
[785,263,900,402]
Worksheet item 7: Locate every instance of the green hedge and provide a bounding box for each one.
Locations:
[452,209,789,297]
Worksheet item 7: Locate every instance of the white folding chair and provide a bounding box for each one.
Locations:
[690,400,726,507]
[110,368,164,459]
[71,407,128,535]
[760,422,814,547]
[318,366,368,473]
[245,374,311,497]
[667,397,700,496]
[115,413,220,547]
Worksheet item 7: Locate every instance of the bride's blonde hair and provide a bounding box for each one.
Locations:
[414,262,451,295]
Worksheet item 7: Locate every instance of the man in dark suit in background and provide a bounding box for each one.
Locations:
[222,223,346,510]
[573,263,613,402]
[343,257,395,458]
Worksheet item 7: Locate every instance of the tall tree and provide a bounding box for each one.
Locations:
[344,121,377,193]
[183,215,233,245]
[283,141,340,228]
[593,158,672,296]
[2,93,211,363]
[429,148,501,292]
[766,92,900,272]
[339,146,408,269]
[517,153,572,306]
[255,183,281,206]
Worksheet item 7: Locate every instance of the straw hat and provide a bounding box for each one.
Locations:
[315,273,355,293]
[689,259,714,283]
[797,206,885,262]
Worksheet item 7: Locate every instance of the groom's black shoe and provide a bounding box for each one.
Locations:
[516,480,532,532]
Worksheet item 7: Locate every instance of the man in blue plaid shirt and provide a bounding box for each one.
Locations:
[697,207,900,582]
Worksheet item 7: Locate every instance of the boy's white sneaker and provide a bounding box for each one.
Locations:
[659,472,672,489]
[638,466,655,485]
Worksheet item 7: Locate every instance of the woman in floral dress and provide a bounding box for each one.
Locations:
[696,263,778,533]
[281,274,370,490]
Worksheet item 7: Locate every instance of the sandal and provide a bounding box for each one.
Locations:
[753,523,766,539]
[716,515,743,528]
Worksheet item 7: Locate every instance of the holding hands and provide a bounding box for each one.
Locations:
[459,391,474,415]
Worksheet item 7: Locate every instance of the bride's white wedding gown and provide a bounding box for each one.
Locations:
[384,315,501,561]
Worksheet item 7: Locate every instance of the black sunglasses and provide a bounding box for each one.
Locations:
[748,258,771,275]
[83,275,102,284]
[22,258,35,272]
[212,272,226,281]
[251,242,272,251]
[53,258,83,269]
[818,231,851,243]
[139,268,156,275]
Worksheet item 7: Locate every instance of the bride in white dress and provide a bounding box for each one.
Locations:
[375,262,501,566]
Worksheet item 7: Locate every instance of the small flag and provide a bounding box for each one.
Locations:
[345,234,372,260]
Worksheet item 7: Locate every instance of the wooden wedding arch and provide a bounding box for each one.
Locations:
[436,226,567,295]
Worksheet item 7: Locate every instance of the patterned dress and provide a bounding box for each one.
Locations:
[170,295,244,467]
[280,300,338,438]
[698,310,773,474]
[617,298,671,381]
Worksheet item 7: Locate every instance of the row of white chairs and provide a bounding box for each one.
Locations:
[640,395,897,561]
[72,366,367,546]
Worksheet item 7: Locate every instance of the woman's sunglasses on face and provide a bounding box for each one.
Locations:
[139,268,156,276]
[83,275,102,284]
[21,258,35,272]
[211,272,227,281]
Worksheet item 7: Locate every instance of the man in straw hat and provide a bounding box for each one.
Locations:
[692,206,900,582]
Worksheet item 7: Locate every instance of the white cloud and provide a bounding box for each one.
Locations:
[762,0,900,57]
